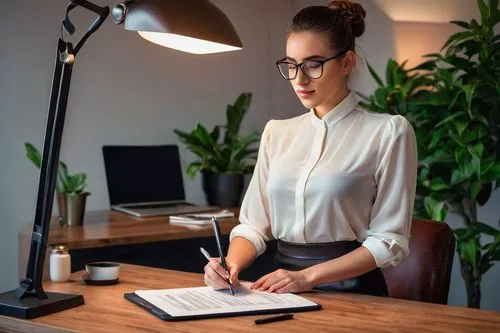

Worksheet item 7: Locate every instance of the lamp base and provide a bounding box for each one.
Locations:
[0,290,84,319]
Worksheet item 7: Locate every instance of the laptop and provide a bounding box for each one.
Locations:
[102,145,218,217]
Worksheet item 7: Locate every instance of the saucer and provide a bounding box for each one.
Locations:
[82,273,119,286]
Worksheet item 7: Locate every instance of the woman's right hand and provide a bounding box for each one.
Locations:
[204,257,241,290]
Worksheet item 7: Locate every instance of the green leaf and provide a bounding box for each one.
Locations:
[424,196,447,221]
[480,160,495,176]
[450,20,470,29]
[420,150,453,166]
[443,55,475,73]
[451,169,467,185]
[467,143,484,159]
[471,155,481,177]
[485,162,500,181]
[186,162,202,180]
[210,126,221,143]
[477,0,490,25]
[435,111,467,129]
[429,177,449,191]
[479,262,494,275]
[449,130,466,148]
[462,83,477,117]
[442,31,473,51]
[455,227,477,241]
[459,238,479,269]
[373,89,388,110]
[453,120,468,137]
[226,93,252,139]
[408,59,436,71]
[470,181,482,200]
[24,142,41,168]
[471,221,500,236]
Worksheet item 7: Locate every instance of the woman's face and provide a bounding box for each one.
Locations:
[285,31,353,116]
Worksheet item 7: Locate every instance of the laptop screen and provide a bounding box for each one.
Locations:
[102,145,186,205]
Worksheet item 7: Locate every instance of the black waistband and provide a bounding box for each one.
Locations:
[277,239,361,261]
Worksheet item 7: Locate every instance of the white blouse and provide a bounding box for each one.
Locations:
[230,92,417,268]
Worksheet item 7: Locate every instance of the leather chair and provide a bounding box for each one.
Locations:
[382,219,455,304]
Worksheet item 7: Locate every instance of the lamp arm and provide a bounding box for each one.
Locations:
[62,0,110,55]
[15,1,109,301]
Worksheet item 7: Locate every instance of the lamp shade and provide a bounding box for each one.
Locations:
[120,0,243,54]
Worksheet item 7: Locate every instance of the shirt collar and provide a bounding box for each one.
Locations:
[310,91,358,128]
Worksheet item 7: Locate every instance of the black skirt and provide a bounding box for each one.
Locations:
[275,239,388,297]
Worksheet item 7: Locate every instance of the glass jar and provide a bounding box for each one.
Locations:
[49,245,71,282]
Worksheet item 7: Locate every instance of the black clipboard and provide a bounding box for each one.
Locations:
[124,292,321,321]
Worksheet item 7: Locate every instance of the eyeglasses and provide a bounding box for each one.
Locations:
[275,49,347,80]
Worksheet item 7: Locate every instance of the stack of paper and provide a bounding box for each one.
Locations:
[126,282,321,320]
[169,210,235,226]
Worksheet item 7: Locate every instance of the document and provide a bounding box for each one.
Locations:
[169,210,235,226]
[133,282,320,318]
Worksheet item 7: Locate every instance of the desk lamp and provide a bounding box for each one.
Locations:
[0,0,242,319]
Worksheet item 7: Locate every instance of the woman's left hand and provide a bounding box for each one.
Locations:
[251,269,313,293]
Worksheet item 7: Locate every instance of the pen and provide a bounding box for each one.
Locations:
[200,247,235,295]
[211,217,235,296]
[254,313,294,325]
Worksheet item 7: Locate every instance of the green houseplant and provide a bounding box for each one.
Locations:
[25,142,90,225]
[358,0,500,308]
[173,93,260,207]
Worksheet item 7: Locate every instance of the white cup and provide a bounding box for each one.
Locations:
[85,262,120,281]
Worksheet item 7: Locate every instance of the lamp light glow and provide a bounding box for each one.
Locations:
[138,31,242,54]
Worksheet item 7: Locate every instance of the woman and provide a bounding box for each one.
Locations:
[204,0,417,297]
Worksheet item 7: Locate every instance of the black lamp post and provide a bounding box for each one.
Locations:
[0,0,242,319]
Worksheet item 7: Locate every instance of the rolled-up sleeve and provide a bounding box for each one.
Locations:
[230,120,274,257]
[362,115,417,268]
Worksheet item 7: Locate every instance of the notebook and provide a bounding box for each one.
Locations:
[124,282,321,321]
[102,145,218,217]
[169,210,235,225]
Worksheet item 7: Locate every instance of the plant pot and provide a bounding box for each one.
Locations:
[202,172,244,208]
[56,192,67,218]
[65,192,90,226]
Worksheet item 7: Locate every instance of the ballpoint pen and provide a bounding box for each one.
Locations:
[200,246,234,295]
[210,216,235,296]
[254,313,294,325]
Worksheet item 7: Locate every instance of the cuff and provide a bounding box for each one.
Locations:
[362,235,407,268]
[230,224,268,257]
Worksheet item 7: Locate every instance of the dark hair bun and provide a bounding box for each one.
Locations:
[328,0,366,38]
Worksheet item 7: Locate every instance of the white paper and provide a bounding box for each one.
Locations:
[135,282,318,317]
[169,210,235,226]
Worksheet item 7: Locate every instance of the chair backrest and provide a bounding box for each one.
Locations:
[382,219,455,304]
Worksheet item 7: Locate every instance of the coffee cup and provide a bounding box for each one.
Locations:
[85,262,120,281]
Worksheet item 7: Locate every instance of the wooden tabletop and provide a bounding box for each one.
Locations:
[20,210,240,250]
[1,264,499,333]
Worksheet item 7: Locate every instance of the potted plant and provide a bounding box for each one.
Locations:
[173,93,260,207]
[358,0,500,308]
[25,142,90,226]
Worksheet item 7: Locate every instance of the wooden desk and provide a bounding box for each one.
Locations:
[1,264,499,333]
[20,210,240,250]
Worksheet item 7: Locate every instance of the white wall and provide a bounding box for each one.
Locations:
[1,0,497,312]
[394,21,459,69]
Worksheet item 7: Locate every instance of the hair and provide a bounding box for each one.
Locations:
[288,0,366,53]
